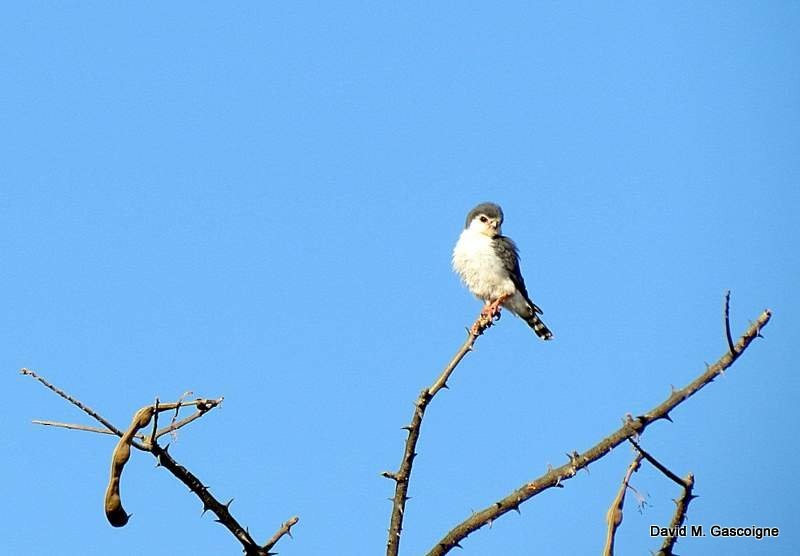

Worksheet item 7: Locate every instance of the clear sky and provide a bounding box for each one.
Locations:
[3,3,798,555]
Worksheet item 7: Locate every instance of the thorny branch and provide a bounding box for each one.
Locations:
[384,310,498,556]
[263,516,300,553]
[629,438,685,487]
[426,300,771,555]
[20,369,296,556]
[627,440,696,556]
[603,453,643,556]
[22,292,769,556]
[657,473,695,556]
[627,439,696,555]
[30,398,221,442]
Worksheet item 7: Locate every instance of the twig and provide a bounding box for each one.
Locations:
[657,473,695,556]
[155,398,223,439]
[149,397,160,448]
[385,311,496,556]
[628,439,684,487]
[150,443,269,555]
[426,305,771,555]
[29,395,222,444]
[22,373,288,555]
[263,516,300,553]
[628,439,696,555]
[603,453,643,556]
[20,368,125,437]
[31,420,133,437]
[724,290,735,355]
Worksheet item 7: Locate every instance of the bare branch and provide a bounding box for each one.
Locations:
[427,306,771,555]
[627,440,696,555]
[149,397,160,448]
[724,290,735,355]
[28,392,222,445]
[603,453,643,556]
[22,372,288,555]
[386,310,496,556]
[32,420,133,437]
[154,398,224,440]
[150,442,268,554]
[657,474,695,555]
[263,516,300,553]
[628,439,684,487]
[21,368,125,437]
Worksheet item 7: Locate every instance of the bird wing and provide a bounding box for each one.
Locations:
[493,235,543,314]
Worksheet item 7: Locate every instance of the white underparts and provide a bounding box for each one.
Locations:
[452,227,517,303]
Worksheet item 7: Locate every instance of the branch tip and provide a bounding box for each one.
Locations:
[426,304,770,556]
[723,290,736,355]
[387,308,489,556]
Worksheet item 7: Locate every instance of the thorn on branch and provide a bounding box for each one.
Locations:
[386,307,490,556]
[566,451,580,465]
[262,516,299,553]
[425,306,772,556]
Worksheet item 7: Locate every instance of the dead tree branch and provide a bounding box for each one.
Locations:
[21,368,125,437]
[628,440,696,556]
[31,420,127,436]
[20,370,294,556]
[628,439,696,555]
[724,289,735,355]
[384,310,497,556]
[657,473,695,556]
[603,453,643,556]
[263,516,300,553]
[629,438,685,487]
[427,303,771,555]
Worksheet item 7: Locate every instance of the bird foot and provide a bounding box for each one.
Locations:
[481,295,509,320]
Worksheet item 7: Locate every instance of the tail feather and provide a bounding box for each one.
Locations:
[525,312,553,341]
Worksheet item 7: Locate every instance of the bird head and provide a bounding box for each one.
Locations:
[465,202,504,237]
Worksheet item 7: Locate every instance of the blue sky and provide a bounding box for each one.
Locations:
[3,3,798,555]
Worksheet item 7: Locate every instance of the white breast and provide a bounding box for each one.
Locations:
[452,229,516,301]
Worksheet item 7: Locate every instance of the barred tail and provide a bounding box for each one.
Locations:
[525,312,553,341]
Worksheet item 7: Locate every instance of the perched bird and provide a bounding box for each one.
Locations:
[452,202,553,340]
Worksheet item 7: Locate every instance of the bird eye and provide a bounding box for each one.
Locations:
[479,215,488,223]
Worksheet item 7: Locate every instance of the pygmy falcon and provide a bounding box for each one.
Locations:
[452,202,553,340]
